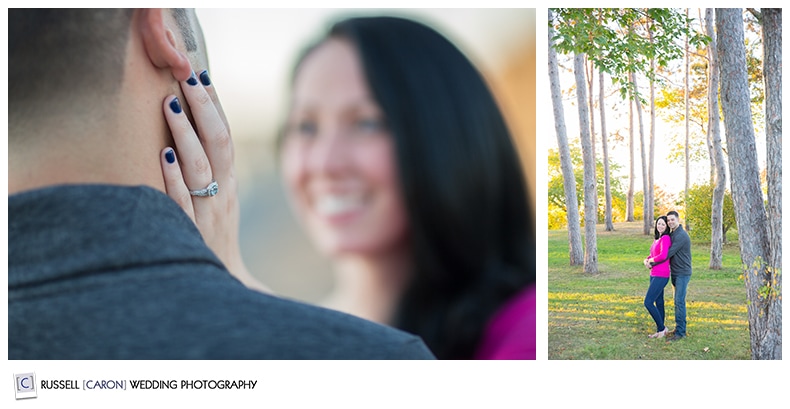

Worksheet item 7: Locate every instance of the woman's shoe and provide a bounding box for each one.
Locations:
[649,328,668,338]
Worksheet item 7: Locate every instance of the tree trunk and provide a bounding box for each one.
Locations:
[587,60,599,225]
[704,9,717,191]
[633,73,650,235]
[548,10,584,266]
[647,19,656,232]
[717,8,780,360]
[707,135,715,186]
[588,59,597,166]
[574,53,598,274]
[700,8,716,187]
[706,8,725,270]
[600,70,614,231]
[762,7,782,358]
[626,80,635,222]
[684,8,691,227]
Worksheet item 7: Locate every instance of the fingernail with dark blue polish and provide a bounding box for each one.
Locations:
[186,71,198,86]
[169,97,182,114]
[199,70,211,86]
[165,149,176,164]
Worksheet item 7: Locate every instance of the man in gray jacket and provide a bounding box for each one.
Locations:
[664,211,692,341]
[9,9,434,359]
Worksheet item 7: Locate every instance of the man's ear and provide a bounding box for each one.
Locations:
[138,9,192,82]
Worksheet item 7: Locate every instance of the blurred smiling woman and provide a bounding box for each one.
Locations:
[162,15,536,359]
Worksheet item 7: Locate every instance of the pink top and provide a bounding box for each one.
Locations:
[473,285,536,360]
[649,235,672,278]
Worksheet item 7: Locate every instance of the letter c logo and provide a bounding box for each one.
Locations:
[20,377,31,389]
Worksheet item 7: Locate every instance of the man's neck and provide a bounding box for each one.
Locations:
[9,96,172,196]
[9,59,181,196]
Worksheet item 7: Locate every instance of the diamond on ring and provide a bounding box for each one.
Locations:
[189,180,219,197]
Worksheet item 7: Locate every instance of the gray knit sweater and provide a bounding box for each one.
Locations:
[666,225,692,276]
[9,184,434,360]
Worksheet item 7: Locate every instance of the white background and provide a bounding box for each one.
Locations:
[3,2,788,408]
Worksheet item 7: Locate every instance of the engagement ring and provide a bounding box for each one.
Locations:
[189,180,219,197]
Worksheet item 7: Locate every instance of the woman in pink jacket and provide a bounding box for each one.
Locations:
[643,216,672,338]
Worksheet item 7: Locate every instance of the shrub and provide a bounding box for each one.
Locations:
[685,183,736,243]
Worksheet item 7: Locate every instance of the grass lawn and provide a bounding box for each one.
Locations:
[548,221,750,359]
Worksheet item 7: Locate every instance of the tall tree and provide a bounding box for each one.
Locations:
[699,8,716,187]
[627,94,636,222]
[587,58,597,165]
[684,8,691,220]
[632,71,650,235]
[587,60,600,229]
[646,15,656,232]
[761,7,782,358]
[551,8,705,231]
[575,53,599,274]
[548,9,584,265]
[706,8,726,270]
[716,8,780,360]
[600,70,615,231]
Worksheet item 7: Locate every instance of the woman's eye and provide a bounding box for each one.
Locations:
[295,120,317,136]
[354,118,384,133]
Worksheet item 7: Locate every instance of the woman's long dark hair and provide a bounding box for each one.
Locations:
[654,216,670,240]
[291,16,535,359]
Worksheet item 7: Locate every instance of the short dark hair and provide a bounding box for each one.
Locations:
[171,8,198,52]
[654,216,670,240]
[9,9,196,124]
[290,16,535,359]
[667,210,680,219]
[9,9,135,119]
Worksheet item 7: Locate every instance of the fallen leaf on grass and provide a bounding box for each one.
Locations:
[703,347,710,352]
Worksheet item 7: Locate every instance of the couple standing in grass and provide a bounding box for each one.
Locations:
[642,211,692,341]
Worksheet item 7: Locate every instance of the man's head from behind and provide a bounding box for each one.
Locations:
[9,9,202,119]
[10,10,131,117]
[9,9,208,194]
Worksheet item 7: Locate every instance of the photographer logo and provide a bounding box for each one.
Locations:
[14,372,37,399]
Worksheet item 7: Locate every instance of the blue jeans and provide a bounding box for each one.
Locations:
[671,275,691,337]
[644,276,669,332]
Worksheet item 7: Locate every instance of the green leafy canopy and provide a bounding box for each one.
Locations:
[550,8,710,100]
